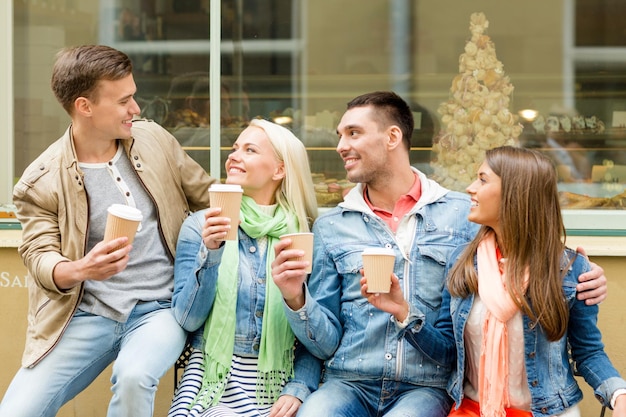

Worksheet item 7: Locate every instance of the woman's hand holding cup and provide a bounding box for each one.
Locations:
[202,207,233,249]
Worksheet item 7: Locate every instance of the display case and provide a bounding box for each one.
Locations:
[103,0,305,180]
[522,131,625,236]
[104,0,626,234]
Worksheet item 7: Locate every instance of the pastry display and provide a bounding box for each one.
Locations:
[165,108,209,128]
[312,174,356,207]
[527,113,606,135]
[559,191,626,209]
[430,12,522,191]
[300,110,341,147]
[532,115,546,134]
[546,116,560,133]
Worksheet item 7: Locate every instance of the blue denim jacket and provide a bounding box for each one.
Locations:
[171,210,321,402]
[405,244,626,417]
[284,170,478,387]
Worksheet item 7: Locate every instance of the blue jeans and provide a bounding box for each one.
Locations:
[0,301,186,417]
[297,378,453,417]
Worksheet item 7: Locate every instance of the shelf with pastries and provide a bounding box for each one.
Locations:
[558,184,626,209]
[517,114,626,211]
[520,130,626,148]
[519,112,626,145]
[311,173,356,207]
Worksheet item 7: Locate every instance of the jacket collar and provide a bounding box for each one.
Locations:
[60,124,136,170]
[339,167,450,214]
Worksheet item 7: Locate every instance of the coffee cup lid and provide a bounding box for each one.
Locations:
[107,204,143,221]
[209,184,243,192]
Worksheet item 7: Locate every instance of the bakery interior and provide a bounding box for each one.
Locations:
[1,1,625,416]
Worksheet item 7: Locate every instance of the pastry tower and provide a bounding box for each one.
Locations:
[430,12,522,191]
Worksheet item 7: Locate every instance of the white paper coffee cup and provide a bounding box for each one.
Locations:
[103,204,143,251]
[362,247,396,293]
[280,232,314,273]
[209,184,243,240]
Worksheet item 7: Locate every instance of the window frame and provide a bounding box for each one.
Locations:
[0,1,13,203]
[2,0,625,237]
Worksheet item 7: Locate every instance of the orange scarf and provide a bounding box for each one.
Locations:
[476,232,527,417]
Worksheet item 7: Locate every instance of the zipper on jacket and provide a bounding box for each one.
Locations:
[394,220,417,381]
[129,155,174,262]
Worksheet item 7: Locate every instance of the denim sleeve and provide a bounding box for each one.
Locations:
[281,340,323,402]
[171,211,223,332]
[401,244,462,367]
[284,282,343,361]
[568,255,626,406]
[401,286,456,367]
[283,231,343,360]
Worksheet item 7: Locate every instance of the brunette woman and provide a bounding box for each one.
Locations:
[362,146,626,417]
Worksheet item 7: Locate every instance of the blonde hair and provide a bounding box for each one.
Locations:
[249,119,318,231]
[447,146,568,341]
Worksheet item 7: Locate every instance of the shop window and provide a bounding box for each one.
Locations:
[5,1,626,235]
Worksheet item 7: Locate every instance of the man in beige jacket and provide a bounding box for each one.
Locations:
[0,45,216,417]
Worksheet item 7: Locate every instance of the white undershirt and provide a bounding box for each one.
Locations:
[463,295,580,417]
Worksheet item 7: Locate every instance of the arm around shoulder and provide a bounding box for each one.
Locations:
[401,287,457,367]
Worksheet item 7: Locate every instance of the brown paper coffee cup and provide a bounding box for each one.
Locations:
[209,184,243,240]
[103,204,143,251]
[362,247,396,293]
[280,232,314,273]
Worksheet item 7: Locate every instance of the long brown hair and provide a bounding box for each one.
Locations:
[447,146,569,341]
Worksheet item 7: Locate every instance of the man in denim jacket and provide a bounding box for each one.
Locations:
[271,91,608,417]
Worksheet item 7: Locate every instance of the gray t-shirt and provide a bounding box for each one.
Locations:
[78,145,173,322]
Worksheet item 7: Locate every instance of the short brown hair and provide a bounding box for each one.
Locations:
[51,45,133,114]
[346,91,414,151]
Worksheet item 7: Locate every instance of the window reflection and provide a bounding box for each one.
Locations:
[9,1,626,220]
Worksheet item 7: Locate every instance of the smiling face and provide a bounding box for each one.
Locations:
[336,106,392,185]
[225,125,285,205]
[466,161,502,234]
[85,74,141,141]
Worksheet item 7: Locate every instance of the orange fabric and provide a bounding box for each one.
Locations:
[476,232,527,417]
[363,172,421,233]
[448,399,532,417]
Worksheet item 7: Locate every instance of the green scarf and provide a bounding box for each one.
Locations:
[193,196,297,408]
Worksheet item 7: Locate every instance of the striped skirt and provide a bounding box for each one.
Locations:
[168,348,281,417]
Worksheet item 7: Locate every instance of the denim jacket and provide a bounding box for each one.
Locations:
[405,244,626,417]
[284,169,478,387]
[171,210,321,402]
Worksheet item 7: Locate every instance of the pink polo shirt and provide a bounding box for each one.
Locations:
[364,172,422,233]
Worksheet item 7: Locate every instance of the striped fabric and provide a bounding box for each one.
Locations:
[169,349,283,417]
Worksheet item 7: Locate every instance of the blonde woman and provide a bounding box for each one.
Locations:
[169,119,319,417]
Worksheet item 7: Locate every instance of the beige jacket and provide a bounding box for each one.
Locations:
[12,119,216,367]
